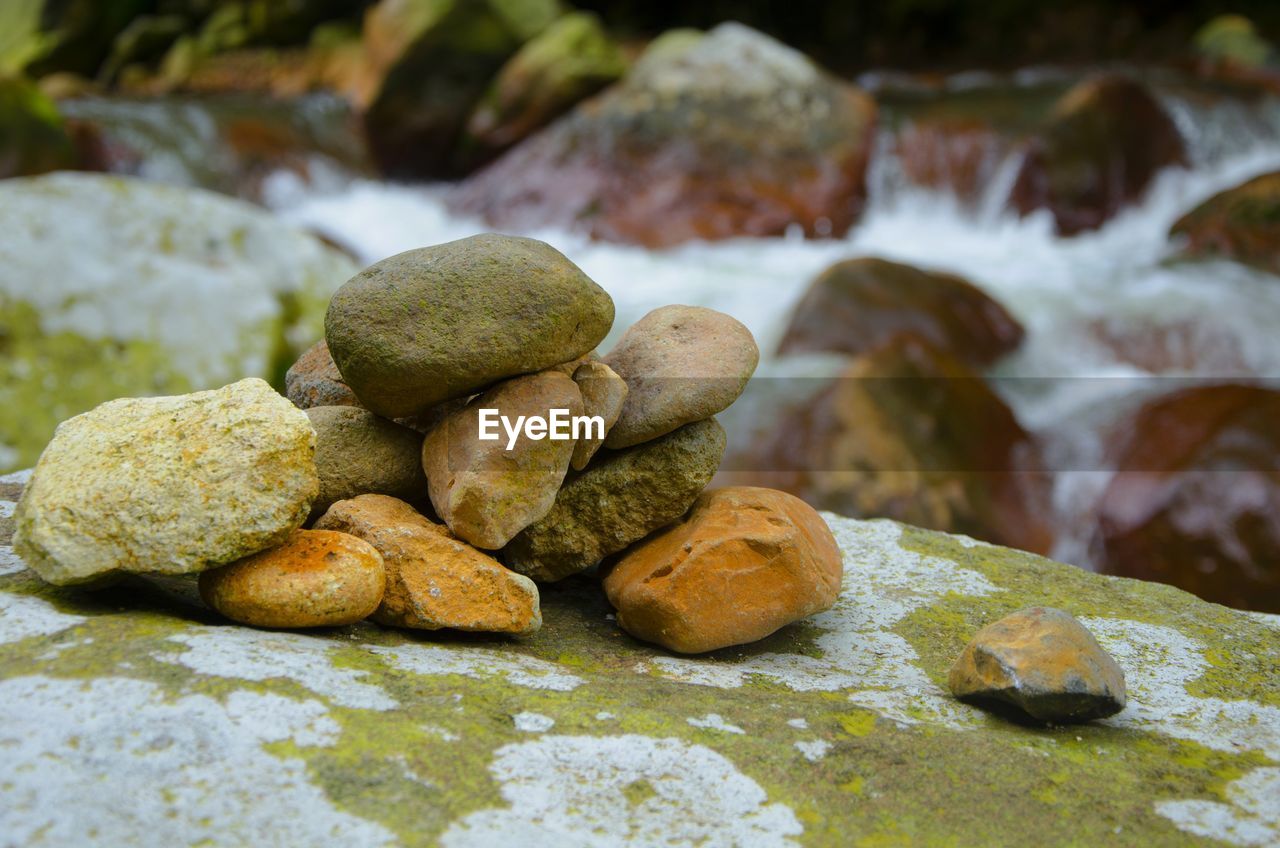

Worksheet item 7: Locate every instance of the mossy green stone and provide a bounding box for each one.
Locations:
[324,233,614,418]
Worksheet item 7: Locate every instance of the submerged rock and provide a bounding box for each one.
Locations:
[1170,170,1280,273]
[199,529,385,629]
[603,306,758,449]
[949,607,1126,724]
[504,417,726,582]
[315,494,541,635]
[777,257,1024,368]
[14,378,318,586]
[305,406,426,520]
[451,23,877,247]
[324,233,614,418]
[1010,75,1187,235]
[604,487,842,653]
[1092,385,1280,613]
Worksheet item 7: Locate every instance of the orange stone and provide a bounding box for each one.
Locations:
[199,529,385,628]
[603,486,842,653]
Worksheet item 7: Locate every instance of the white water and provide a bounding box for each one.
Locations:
[263,87,1280,567]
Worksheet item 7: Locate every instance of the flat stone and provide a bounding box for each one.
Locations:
[199,529,385,629]
[604,487,843,653]
[504,417,726,582]
[306,406,426,521]
[13,378,317,586]
[603,306,758,449]
[324,233,614,418]
[314,494,540,635]
[949,606,1127,724]
[422,371,582,550]
[570,360,627,470]
[286,340,360,409]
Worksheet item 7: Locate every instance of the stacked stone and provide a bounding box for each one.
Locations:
[12,233,844,655]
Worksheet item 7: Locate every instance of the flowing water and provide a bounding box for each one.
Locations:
[69,72,1280,569]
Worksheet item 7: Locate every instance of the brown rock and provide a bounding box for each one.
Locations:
[603,487,842,653]
[1170,170,1280,273]
[948,607,1127,724]
[776,257,1024,368]
[306,406,426,520]
[571,360,627,470]
[603,305,758,449]
[1010,75,1187,235]
[422,370,583,549]
[198,529,385,629]
[1091,385,1280,613]
[286,340,360,409]
[314,494,541,634]
[450,23,877,248]
[896,117,1016,205]
[729,336,1053,554]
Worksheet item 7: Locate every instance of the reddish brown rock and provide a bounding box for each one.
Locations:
[286,339,360,409]
[314,494,541,634]
[1010,75,1187,236]
[198,529,385,629]
[571,360,627,470]
[949,606,1126,724]
[603,486,842,653]
[450,23,877,248]
[1092,385,1280,613]
[776,257,1024,368]
[422,370,583,550]
[896,117,1016,204]
[1169,170,1280,273]
[730,336,1053,554]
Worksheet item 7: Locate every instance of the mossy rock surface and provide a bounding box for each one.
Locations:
[0,172,356,473]
[0,470,1277,846]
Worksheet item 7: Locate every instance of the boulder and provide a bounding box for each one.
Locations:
[13,378,318,586]
[2,472,1277,846]
[450,23,878,248]
[730,336,1053,554]
[570,360,627,470]
[305,406,426,520]
[324,233,614,419]
[895,117,1017,205]
[198,529,385,629]
[422,370,582,549]
[1092,385,1280,613]
[504,417,726,582]
[315,494,541,635]
[949,606,1127,724]
[0,172,356,474]
[0,77,79,179]
[1010,75,1187,235]
[1169,170,1280,274]
[776,257,1024,368]
[360,0,560,177]
[603,306,759,449]
[286,340,361,409]
[461,11,626,166]
[603,487,842,653]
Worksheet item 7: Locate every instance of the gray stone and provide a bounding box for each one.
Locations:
[306,405,426,521]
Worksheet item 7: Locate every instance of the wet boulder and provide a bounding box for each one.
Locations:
[450,23,877,248]
[1169,170,1280,274]
[777,257,1024,368]
[1092,384,1280,613]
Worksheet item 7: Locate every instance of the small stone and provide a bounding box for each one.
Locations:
[314,494,541,635]
[570,360,627,470]
[286,340,361,409]
[324,233,614,418]
[14,378,318,586]
[504,417,726,582]
[603,306,758,449]
[306,406,426,520]
[948,607,1127,724]
[198,529,385,628]
[422,370,582,549]
[603,487,842,653]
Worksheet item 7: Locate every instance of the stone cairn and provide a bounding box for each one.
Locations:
[11,233,1127,725]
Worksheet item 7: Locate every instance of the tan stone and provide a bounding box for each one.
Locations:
[422,370,582,549]
[948,606,1127,724]
[314,494,541,635]
[198,529,385,628]
[570,360,627,470]
[603,487,842,653]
